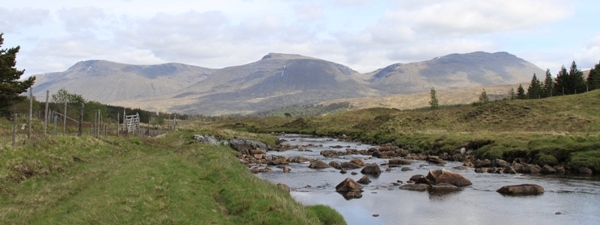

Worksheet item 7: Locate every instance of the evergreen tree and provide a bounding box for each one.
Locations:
[526,73,542,99]
[429,87,439,109]
[554,65,569,95]
[516,84,526,99]
[478,89,489,104]
[568,61,586,94]
[542,69,554,98]
[587,61,600,91]
[0,33,36,113]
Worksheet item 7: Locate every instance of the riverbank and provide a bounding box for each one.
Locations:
[224,90,600,173]
[0,127,345,225]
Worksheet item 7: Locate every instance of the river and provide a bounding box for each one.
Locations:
[254,134,600,225]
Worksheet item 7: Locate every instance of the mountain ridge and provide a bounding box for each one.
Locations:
[32,51,544,115]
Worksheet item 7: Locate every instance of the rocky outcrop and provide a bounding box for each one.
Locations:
[309,160,331,169]
[192,134,222,145]
[497,184,544,195]
[361,163,382,176]
[229,138,267,155]
[409,174,430,185]
[426,169,472,187]
[335,178,363,199]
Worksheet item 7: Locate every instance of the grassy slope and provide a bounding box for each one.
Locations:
[0,128,344,225]
[229,90,600,171]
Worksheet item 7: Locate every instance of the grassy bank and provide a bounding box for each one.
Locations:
[0,127,345,224]
[226,90,600,171]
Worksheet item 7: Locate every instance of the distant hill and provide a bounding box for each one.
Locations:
[32,52,544,115]
[33,60,215,103]
[366,51,544,94]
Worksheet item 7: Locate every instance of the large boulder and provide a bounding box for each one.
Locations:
[426,156,446,165]
[541,165,557,174]
[497,184,544,195]
[361,163,382,176]
[426,169,472,187]
[229,138,267,155]
[192,134,220,145]
[579,167,593,175]
[335,178,363,199]
[309,160,331,169]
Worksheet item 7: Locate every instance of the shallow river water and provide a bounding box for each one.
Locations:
[254,134,600,225]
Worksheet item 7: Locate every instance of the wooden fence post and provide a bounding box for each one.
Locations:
[78,102,84,136]
[44,90,49,135]
[28,87,32,139]
[63,101,67,135]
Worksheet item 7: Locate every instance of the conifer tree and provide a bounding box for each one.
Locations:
[587,61,600,91]
[516,84,526,99]
[554,65,569,95]
[0,33,35,113]
[527,73,542,99]
[542,69,554,98]
[568,61,586,94]
[429,87,439,109]
[508,87,516,100]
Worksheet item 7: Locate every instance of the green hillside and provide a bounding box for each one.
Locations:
[0,127,344,225]
[228,90,600,171]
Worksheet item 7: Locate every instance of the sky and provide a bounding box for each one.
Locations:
[2,0,599,78]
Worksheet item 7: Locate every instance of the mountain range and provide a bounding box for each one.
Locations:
[32,51,544,115]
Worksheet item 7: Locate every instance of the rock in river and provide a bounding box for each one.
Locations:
[309,159,331,169]
[361,163,382,176]
[426,169,472,187]
[497,184,544,196]
[336,178,364,199]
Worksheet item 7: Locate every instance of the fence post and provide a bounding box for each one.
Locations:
[53,111,57,135]
[117,113,120,137]
[44,90,49,135]
[78,102,84,136]
[63,101,67,135]
[28,87,32,139]
[12,113,17,147]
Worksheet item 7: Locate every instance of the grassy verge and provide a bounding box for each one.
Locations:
[224,90,600,171]
[0,127,345,225]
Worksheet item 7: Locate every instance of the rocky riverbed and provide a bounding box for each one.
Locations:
[197,133,600,225]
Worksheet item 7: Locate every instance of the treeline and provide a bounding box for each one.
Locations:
[513,60,600,99]
[252,102,351,117]
[6,88,191,124]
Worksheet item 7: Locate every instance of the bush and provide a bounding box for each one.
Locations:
[536,154,558,166]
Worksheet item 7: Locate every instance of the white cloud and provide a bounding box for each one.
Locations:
[574,34,600,70]
[0,8,51,33]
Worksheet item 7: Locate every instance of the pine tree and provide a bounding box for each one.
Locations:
[568,61,586,94]
[542,69,554,98]
[517,84,526,99]
[554,65,569,95]
[479,89,489,104]
[429,87,439,109]
[587,61,600,91]
[527,73,542,99]
[0,33,35,113]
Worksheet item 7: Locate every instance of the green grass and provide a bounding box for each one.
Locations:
[223,90,600,171]
[0,127,345,225]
